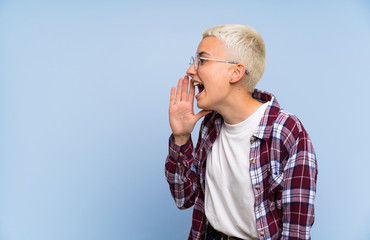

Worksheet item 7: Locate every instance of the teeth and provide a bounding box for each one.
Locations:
[193,82,202,87]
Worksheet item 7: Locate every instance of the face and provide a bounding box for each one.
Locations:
[186,37,234,111]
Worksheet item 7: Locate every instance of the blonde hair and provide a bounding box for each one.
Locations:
[203,24,266,93]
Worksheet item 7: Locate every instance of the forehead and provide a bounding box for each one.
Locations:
[196,36,227,57]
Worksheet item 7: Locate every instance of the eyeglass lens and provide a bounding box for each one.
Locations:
[189,55,199,70]
[190,56,198,69]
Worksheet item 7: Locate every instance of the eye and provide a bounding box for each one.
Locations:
[199,58,206,64]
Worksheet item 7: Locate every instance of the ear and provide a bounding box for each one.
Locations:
[229,63,246,84]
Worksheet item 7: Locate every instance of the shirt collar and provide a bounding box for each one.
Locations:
[252,89,281,141]
[208,89,281,141]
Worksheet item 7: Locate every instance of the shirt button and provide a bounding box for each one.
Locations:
[255,185,260,190]
[250,158,255,163]
[179,152,184,157]
[258,205,262,210]
[260,231,264,237]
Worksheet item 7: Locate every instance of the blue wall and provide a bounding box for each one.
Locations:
[1,1,370,239]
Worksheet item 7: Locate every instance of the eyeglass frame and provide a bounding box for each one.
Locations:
[189,55,250,75]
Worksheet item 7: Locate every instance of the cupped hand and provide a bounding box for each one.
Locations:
[169,75,211,145]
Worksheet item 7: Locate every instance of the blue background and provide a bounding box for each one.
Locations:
[1,0,370,239]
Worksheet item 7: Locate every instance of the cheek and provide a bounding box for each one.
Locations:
[205,82,229,102]
[199,68,229,93]
[212,76,229,91]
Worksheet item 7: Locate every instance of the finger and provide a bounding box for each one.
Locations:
[170,87,175,105]
[181,75,189,102]
[175,78,183,103]
[188,79,195,104]
[194,110,212,122]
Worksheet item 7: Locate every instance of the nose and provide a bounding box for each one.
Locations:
[186,63,197,77]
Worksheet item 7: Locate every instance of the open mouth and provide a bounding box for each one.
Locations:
[193,81,205,98]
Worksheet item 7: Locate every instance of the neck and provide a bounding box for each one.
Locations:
[216,87,263,125]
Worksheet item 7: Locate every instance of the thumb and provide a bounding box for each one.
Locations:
[194,110,212,122]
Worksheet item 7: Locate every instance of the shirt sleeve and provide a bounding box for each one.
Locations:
[165,134,199,209]
[281,125,318,240]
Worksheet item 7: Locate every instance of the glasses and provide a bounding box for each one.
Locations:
[189,54,250,75]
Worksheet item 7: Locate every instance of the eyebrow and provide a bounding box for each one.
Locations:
[197,51,210,57]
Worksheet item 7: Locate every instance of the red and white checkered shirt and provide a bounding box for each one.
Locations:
[165,89,318,240]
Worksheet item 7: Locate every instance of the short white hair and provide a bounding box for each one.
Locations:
[203,24,266,93]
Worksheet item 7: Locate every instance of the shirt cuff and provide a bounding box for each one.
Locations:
[168,134,193,163]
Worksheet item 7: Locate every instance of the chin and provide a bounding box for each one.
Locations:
[197,102,212,111]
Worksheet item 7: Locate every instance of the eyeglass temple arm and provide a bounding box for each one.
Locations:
[209,59,250,75]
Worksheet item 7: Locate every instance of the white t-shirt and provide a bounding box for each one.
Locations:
[205,102,269,240]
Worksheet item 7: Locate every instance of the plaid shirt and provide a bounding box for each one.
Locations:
[165,89,318,240]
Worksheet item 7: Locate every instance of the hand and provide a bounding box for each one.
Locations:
[169,75,211,146]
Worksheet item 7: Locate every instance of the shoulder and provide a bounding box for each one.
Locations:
[272,109,309,147]
[274,109,304,133]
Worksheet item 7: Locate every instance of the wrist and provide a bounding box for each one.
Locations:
[173,134,190,146]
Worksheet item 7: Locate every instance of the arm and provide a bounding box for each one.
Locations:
[165,135,197,209]
[281,125,318,240]
[165,76,211,209]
